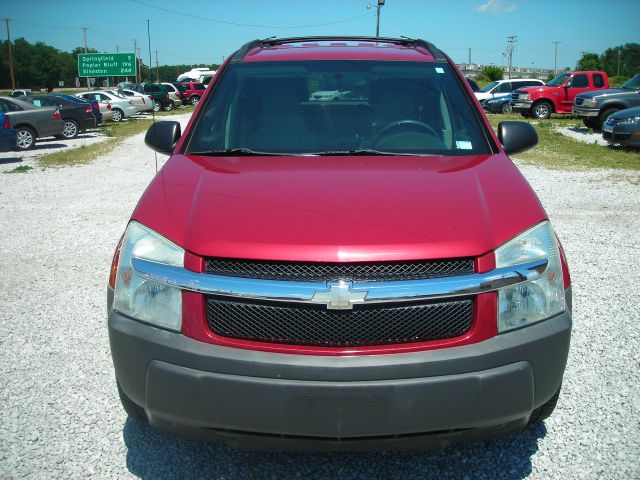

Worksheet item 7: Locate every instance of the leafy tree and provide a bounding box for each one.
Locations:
[577,53,600,71]
[599,43,640,77]
[478,66,504,82]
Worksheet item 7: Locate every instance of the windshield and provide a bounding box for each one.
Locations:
[478,81,500,93]
[546,73,571,86]
[187,60,491,156]
[621,74,640,89]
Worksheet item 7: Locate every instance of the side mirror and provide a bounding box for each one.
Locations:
[497,121,538,155]
[144,121,181,154]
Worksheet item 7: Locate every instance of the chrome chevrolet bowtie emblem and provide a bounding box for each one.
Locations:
[311,281,367,310]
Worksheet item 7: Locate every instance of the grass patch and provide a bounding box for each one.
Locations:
[487,113,640,171]
[3,165,33,174]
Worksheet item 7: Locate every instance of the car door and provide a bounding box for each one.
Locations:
[561,74,590,112]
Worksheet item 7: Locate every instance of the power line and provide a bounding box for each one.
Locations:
[128,0,371,29]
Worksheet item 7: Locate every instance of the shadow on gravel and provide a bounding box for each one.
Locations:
[123,418,546,480]
[0,157,22,164]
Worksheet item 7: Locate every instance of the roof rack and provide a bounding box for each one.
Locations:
[229,36,447,63]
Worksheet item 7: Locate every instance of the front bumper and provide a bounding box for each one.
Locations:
[109,288,572,449]
[572,106,599,117]
[510,100,533,113]
[603,126,640,147]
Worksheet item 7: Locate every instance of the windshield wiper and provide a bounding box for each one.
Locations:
[189,148,286,156]
[312,149,413,156]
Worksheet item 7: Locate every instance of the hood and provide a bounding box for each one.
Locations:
[610,106,640,119]
[132,154,547,262]
[516,86,557,95]
[576,88,639,100]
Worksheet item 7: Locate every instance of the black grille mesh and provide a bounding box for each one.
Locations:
[204,257,474,281]
[206,297,474,347]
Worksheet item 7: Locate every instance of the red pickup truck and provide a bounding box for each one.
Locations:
[511,71,609,119]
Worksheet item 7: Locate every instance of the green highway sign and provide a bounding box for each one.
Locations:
[78,53,136,77]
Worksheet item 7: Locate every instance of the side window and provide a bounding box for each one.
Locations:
[31,99,44,107]
[0,100,9,112]
[151,85,161,92]
[593,74,605,88]
[497,82,512,93]
[570,74,588,88]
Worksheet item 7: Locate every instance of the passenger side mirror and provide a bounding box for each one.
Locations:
[145,121,182,154]
[497,121,538,155]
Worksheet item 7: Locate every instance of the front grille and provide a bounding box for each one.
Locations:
[206,297,474,347]
[575,97,584,106]
[606,117,620,127]
[511,92,520,101]
[204,257,474,281]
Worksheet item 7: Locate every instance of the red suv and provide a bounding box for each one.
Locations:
[177,81,206,106]
[108,37,572,450]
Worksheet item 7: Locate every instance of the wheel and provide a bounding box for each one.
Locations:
[598,108,619,130]
[153,100,162,112]
[190,95,200,106]
[62,119,79,139]
[163,101,174,112]
[531,101,553,119]
[16,126,36,150]
[116,381,147,421]
[582,118,600,130]
[111,109,123,122]
[501,102,513,114]
[528,387,561,425]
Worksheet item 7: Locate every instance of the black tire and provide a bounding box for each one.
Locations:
[531,101,553,119]
[111,108,124,122]
[62,119,79,139]
[190,95,200,106]
[153,100,162,112]
[501,102,513,114]
[116,381,147,421]
[16,126,36,150]
[520,112,530,118]
[598,108,619,130]
[163,101,174,112]
[582,118,600,130]
[528,387,561,425]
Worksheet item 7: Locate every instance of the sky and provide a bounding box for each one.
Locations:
[2,0,639,71]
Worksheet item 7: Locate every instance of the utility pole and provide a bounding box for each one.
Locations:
[133,39,138,83]
[137,47,142,82]
[552,41,561,74]
[506,36,517,79]
[367,0,385,37]
[82,27,90,90]
[4,18,15,90]
[155,50,159,83]
[617,50,621,77]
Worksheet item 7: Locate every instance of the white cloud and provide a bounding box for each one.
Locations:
[475,0,518,14]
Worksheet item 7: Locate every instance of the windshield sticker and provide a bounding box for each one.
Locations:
[456,141,473,150]
[435,67,444,74]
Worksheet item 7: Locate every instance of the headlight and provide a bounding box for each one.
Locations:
[495,221,565,333]
[617,115,640,126]
[113,221,184,331]
[581,98,597,107]
[518,93,530,101]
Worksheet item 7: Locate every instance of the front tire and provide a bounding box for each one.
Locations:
[501,102,513,114]
[528,387,561,425]
[582,118,600,130]
[163,101,174,112]
[531,101,553,119]
[153,100,161,112]
[116,381,147,421]
[62,119,79,139]
[111,109,123,122]
[16,126,36,150]
[190,95,200,106]
[598,108,619,130]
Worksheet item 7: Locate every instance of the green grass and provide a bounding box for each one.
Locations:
[486,113,640,172]
[3,165,33,174]
[36,106,193,168]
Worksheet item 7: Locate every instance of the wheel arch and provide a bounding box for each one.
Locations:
[13,123,39,138]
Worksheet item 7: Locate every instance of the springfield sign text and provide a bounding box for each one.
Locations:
[78,53,136,77]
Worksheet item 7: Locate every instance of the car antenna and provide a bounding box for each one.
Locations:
[147,19,158,172]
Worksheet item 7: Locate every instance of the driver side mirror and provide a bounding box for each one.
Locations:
[497,121,538,155]
[144,121,181,154]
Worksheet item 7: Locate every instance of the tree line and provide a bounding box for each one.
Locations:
[0,38,219,89]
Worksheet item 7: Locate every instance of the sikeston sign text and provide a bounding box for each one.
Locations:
[78,53,136,78]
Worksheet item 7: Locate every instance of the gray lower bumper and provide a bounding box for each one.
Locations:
[573,107,599,117]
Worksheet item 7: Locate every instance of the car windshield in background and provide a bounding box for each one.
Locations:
[478,81,500,93]
[187,61,491,156]
[620,74,640,89]
[546,73,571,86]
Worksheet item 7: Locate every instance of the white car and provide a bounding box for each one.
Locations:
[474,79,545,102]
[75,91,137,122]
[116,89,154,113]
[309,90,352,102]
[161,83,183,108]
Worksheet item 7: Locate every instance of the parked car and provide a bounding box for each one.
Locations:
[0,96,63,150]
[177,81,206,105]
[161,82,183,108]
[75,91,137,122]
[466,78,479,92]
[109,36,572,450]
[511,71,610,119]
[602,106,640,147]
[573,73,640,130]
[176,67,217,84]
[132,83,173,112]
[481,95,514,114]
[115,89,154,113]
[475,79,544,102]
[0,112,18,151]
[10,89,32,97]
[309,90,352,101]
[52,94,103,125]
[24,95,96,139]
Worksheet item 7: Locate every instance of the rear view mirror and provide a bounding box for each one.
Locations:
[497,121,538,155]
[145,121,181,154]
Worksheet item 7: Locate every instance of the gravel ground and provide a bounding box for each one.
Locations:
[0,116,638,478]
[556,126,610,146]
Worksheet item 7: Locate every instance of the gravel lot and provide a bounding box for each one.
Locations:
[1,113,638,479]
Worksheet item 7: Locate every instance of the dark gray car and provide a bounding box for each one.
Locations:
[0,96,65,150]
[573,74,640,130]
[602,106,640,148]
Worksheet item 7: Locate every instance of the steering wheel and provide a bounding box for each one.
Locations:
[365,120,441,148]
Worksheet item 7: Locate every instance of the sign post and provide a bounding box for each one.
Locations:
[77,53,136,83]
